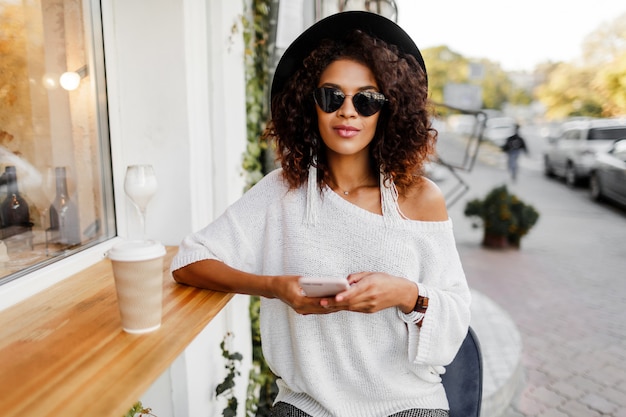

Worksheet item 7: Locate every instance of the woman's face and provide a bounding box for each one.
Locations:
[315,59,381,160]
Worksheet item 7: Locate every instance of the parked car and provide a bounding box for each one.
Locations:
[544,118,626,187]
[482,117,517,147]
[589,138,626,206]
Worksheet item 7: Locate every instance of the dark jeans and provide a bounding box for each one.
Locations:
[269,401,449,417]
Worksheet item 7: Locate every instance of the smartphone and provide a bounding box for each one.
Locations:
[299,276,350,297]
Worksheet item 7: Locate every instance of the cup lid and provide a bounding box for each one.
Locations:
[108,239,166,262]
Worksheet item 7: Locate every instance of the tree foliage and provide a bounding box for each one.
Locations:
[422,45,532,110]
[421,46,468,105]
[581,12,626,66]
[593,50,626,116]
[535,63,604,119]
[535,12,626,118]
[478,59,528,109]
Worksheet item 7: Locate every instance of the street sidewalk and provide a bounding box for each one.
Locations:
[441,135,626,417]
[443,148,526,416]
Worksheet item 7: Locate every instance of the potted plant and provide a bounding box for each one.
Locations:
[124,401,156,417]
[464,185,539,248]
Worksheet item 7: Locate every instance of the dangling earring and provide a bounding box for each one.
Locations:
[309,134,319,168]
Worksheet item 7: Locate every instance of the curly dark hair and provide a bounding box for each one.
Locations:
[263,30,437,194]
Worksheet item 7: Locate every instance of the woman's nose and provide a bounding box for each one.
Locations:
[337,95,357,118]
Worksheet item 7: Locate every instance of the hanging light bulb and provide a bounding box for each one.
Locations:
[60,71,81,91]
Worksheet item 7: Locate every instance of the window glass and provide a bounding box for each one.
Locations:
[588,127,626,141]
[564,130,580,140]
[0,0,114,285]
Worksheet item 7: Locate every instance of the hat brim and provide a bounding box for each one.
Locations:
[270,11,426,102]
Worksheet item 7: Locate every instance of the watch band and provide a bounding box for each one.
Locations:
[413,294,429,314]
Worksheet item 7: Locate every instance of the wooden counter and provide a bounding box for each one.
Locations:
[0,246,233,417]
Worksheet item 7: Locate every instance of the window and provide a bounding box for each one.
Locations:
[0,0,114,285]
[588,127,626,141]
[564,130,581,141]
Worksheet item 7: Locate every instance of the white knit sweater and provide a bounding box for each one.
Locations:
[171,168,471,417]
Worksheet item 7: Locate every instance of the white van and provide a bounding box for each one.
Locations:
[543,118,626,186]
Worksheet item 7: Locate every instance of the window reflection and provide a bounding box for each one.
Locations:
[0,0,114,283]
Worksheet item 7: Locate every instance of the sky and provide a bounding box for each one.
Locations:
[396,0,626,72]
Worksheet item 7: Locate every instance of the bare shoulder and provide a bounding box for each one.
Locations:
[398,177,449,221]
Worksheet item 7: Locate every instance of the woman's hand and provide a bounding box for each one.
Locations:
[269,275,348,315]
[310,272,417,315]
[270,272,417,315]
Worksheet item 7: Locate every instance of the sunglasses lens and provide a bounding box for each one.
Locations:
[313,88,386,116]
[314,88,345,113]
[353,91,386,116]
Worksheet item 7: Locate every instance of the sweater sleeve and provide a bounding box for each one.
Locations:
[170,169,287,274]
[398,225,471,367]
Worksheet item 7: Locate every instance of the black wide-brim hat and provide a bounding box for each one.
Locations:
[270,11,426,103]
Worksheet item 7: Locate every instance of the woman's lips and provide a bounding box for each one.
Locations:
[334,125,359,138]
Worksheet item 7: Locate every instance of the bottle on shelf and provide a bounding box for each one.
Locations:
[48,166,81,246]
[0,166,32,237]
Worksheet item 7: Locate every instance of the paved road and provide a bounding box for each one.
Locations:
[437,132,626,417]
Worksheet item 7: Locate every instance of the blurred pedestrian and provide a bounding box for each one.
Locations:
[501,124,528,182]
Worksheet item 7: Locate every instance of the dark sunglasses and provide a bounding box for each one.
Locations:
[313,87,387,117]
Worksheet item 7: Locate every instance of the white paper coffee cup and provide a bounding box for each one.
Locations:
[108,240,166,334]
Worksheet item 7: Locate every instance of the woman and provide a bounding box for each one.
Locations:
[171,11,471,417]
